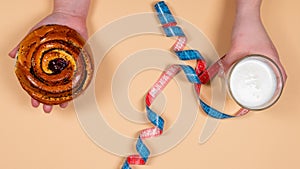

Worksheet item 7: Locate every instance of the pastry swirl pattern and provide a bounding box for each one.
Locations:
[15,24,93,105]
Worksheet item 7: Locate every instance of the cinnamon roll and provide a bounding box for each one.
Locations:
[15,24,93,105]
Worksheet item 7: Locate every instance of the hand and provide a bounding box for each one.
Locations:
[9,11,88,113]
[222,0,287,82]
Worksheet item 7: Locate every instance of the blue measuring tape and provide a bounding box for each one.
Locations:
[154,1,236,119]
[122,1,249,168]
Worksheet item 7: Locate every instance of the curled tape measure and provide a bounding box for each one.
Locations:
[122,1,249,168]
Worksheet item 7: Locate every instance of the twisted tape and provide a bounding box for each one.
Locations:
[153,1,250,118]
[122,1,249,168]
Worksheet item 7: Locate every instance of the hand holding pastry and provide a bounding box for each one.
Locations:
[9,0,91,113]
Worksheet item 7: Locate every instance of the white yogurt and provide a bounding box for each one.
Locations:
[229,57,277,109]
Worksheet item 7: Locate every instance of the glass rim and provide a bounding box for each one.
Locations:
[227,54,284,111]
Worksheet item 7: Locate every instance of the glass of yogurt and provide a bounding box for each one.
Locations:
[227,55,284,110]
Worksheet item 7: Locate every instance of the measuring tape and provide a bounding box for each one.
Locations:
[122,1,249,168]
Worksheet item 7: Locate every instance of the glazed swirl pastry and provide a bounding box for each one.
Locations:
[15,24,93,105]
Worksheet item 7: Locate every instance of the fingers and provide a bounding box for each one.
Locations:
[9,46,19,58]
[31,98,40,108]
[32,98,52,113]
[223,52,288,86]
[276,61,288,82]
[43,104,53,113]
[31,98,68,113]
[9,25,40,59]
[219,52,239,71]
[59,102,68,108]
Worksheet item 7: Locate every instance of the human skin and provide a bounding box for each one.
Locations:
[9,0,286,113]
[224,0,287,81]
[9,0,91,113]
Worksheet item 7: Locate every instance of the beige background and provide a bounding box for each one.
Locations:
[1,0,300,169]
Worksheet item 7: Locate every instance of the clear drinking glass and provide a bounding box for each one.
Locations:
[227,55,284,111]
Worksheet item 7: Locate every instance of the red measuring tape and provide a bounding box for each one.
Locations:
[122,1,249,168]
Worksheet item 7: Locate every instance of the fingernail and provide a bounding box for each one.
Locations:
[43,105,53,113]
[9,47,18,58]
[31,98,40,108]
[60,102,68,108]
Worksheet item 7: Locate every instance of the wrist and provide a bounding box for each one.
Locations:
[53,0,91,20]
[237,0,262,7]
[236,0,262,16]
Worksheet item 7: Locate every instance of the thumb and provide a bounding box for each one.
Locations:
[8,46,19,58]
